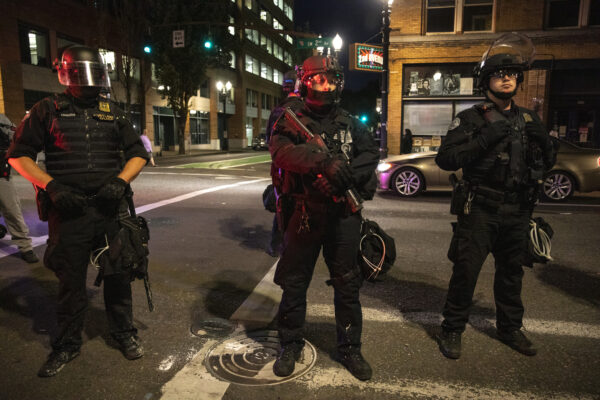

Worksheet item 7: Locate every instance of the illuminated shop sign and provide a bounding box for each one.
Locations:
[350,43,383,72]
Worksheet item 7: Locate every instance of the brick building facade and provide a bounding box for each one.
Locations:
[386,0,600,155]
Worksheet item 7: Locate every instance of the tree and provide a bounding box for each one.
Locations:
[97,0,152,127]
[150,0,237,154]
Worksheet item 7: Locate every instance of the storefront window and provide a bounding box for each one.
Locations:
[426,0,456,33]
[463,0,493,31]
[189,112,210,144]
[404,64,480,97]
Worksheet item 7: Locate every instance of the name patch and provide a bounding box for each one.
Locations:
[93,113,115,121]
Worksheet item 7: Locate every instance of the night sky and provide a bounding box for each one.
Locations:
[294,0,383,90]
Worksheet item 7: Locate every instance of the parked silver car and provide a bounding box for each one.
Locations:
[377,138,600,201]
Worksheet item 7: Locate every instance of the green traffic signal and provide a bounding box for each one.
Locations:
[204,40,213,49]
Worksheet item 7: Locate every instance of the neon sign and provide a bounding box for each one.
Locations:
[350,43,384,72]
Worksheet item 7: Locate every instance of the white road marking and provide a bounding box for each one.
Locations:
[299,366,596,400]
[160,261,281,400]
[141,171,264,180]
[307,305,600,339]
[0,179,268,259]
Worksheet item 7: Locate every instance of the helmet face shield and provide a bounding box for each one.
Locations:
[306,71,344,91]
[58,60,111,87]
[480,32,535,70]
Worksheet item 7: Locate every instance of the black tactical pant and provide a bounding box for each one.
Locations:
[442,202,530,333]
[44,203,136,352]
[275,200,363,349]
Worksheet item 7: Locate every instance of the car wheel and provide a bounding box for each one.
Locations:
[392,168,424,197]
[542,171,575,201]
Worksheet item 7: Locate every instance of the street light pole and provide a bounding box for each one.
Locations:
[380,0,393,159]
[216,80,232,151]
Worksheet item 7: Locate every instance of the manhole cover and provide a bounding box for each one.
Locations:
[191,318,236,338]
[205,330,317,386]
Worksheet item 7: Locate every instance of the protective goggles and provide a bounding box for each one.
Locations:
[306,72,344,89]
[57,61,111,87]
[490,69,521,79]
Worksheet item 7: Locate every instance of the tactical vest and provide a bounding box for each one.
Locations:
[463,103,542,191]
[44,94,122,175]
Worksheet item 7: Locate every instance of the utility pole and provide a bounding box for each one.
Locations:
[380,0,393,159]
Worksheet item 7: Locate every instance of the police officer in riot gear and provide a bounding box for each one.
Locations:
[269,55,379,380]
[435,33,555,359]
[7,45,148,377]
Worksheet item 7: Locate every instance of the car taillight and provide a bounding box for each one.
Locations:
[377,162,393,172]
[597,157,600,167]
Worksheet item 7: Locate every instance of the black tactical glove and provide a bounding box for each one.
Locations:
[96,177,128,215]
[313,175,335,197]
[45,180,87,215]
[478,121,511,149]
[525,121,551,148]
[317,156,353,193]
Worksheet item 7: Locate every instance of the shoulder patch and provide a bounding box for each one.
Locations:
[448,117,461,131]
[522,112,533,123]
[99,102,111,113]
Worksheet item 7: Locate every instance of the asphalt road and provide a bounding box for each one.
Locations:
[0,151,599,400]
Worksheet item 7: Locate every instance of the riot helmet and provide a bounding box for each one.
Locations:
[473,33,535,98]
[299,55,344,114]
[282,69,298,96]
[56,46,111,88]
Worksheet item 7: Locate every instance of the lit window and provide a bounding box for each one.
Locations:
[19,25,50,66]
[228,16,235,35]
[286,34,293,44]
[274,69,282,84]
[245,55,254,73]
[229,51,236,69]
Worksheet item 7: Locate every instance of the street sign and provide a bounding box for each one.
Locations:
[173,30,185,48]
[349,43,384,72]
[296,37,332,49]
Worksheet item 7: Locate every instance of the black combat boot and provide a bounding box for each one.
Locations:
[21,250,39,264]
[336,346,372,381]
[37,349,80,377]
[116,336,144,360]
[437,329,462,359]
[273,343,302,377]
[497,329,537,356]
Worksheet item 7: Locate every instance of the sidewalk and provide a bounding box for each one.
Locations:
[156,148,262,159]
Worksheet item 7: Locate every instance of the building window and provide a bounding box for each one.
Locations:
[261,35,273,54]
[284,51,292,66]
[426,0,456,33]
[18,24,50,67]
[273,69,282,84]
[403,64,481,98]
[274,44,283,60]
[245,55,259,75]
[261,63,273,81]
[284,3,293,21]
[245,29,259,45]
[200,79,210,98]
[229,51,236,69]
[247,89,258,107]
[285,34,293,44]
[260,9,272,25]
[273,18,282,30]
[273,0,283,9]
[261,93,272,109]
[228,16,235,35]
[590,0,600,24]
[463,0,493,31]
[189,112,210,145]
[546,0,581,27]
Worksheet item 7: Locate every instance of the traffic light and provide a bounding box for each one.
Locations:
[143,45,152,54]
[360,115,368,123]
[204,40,213,49]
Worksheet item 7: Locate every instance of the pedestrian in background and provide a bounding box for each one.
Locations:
[0,113,39,264]
[141,129,156,167]
[401,128,413,154]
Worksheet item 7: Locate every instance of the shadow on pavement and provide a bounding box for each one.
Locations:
[0,276,127,350]
[362,273,498,341]
[218,216,272,252]
[535,263,600,308]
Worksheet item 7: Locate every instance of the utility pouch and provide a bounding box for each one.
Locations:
[449,173,467,215]
[472,185,504,209]
[34,185,51,221]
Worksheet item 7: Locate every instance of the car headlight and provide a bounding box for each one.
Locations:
[377,162,393,172]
